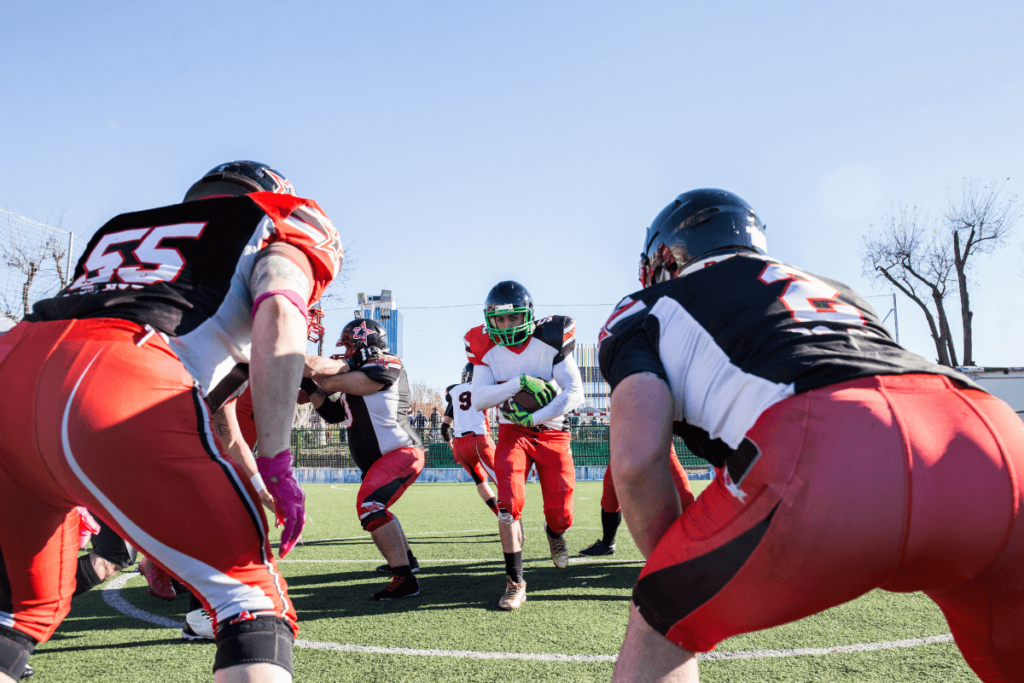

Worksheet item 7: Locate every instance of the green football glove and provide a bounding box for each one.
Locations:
[519,374,557,408]
[501,399,535,428]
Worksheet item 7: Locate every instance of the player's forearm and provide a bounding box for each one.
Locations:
[530,381,583,425]
[610,373,681,558]
[470,381,519,410]
[531,357,585,424]
[305,354,348,378]
[317,370,383,396]
[213,403,258,474]
[251,297,306,457]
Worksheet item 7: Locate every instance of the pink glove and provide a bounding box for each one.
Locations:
[76,507,101,549]
[257,449,306,558]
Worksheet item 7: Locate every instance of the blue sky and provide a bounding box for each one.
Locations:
[2,0,1022,386]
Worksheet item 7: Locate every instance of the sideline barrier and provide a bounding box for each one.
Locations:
[296,465,716,484]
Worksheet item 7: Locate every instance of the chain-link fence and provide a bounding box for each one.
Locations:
[0,209,85,329]
[290,423,705,472]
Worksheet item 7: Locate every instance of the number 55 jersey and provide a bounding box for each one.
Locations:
[28,192,342,409]
[597,251,979,469]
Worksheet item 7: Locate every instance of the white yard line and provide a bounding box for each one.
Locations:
[278,557,643,565]
[102,573,953,662]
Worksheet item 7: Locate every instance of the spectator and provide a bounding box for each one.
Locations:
[429,408,442,441]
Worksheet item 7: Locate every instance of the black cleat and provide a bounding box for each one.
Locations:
[20,663,33,679]
[578,539,616,557]
[369,574,420,601]
[375,557,420,575]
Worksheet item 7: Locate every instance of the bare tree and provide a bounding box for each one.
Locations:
[862,203,958,365]
[409,380,444,417]
[944,178,1022,366]
[0,212,73,325]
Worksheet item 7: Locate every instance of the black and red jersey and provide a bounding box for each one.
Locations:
[313,353,422,472]
[28,192,342,409]
[598,252,979,468]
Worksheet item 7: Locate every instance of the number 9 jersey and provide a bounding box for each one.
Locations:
[28,192,342,410]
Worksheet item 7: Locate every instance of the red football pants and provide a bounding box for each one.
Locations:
[0,319,295,643]
[452,433,496,485]
[633,375,1024,683]
[602,445,694,513]
[495,425,574,534]
[356,446,424,532]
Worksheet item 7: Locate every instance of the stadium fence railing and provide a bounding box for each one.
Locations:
[289,424,712,480]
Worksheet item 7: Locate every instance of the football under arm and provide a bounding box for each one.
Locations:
[249,246,312,458]
[469,364,519,410]
[610,372,681,558]
[529,353,585,425]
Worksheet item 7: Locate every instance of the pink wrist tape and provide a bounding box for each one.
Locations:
[252,290,309,323]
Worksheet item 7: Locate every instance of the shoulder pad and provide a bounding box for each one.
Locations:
[368,352,402,369]
[533,315,576,352]
[248,193,343,304]
[464,325,495,366]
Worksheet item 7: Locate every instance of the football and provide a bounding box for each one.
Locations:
[509,389,543,413]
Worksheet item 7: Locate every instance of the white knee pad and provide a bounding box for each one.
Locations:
[498,511,515,526]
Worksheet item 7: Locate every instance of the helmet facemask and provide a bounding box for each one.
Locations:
[484,303,535,346]
[331,319,387,360]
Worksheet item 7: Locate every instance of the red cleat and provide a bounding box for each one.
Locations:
[139,557,177,601]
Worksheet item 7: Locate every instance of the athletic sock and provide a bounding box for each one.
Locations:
[407,549,417,566]
[545,524,562,540]
[392,564,414,578]
[504,552,524,583]
[73,555,102,598]
[601,510,622,546]
[485,497,499,515]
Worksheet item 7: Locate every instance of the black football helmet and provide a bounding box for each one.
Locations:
[183,161,296,203]
[461,362,474,384]
[639,189,766,288]
[335,318,388,359]
[484,281,535,346]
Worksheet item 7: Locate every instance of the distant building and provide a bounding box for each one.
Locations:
[573,343,609,412]
[355,289,403,358]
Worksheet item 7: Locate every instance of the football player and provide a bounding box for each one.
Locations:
[441,363,499,516]
[305,318,425,600]
[578,445,693,557]
[600,189,1024,683]
[0,161,342,683]
[464,281,584,610]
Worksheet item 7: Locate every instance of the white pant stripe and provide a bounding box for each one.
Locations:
[60,353,274,624]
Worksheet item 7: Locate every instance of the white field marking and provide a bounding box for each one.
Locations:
[103,573,954,662]
[329,485,354,490]
[295,526,602,545]
[278,557,644,565]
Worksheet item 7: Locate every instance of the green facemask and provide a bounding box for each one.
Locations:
[485,306,535,346]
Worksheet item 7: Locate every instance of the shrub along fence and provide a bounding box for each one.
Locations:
[289,424,706,472]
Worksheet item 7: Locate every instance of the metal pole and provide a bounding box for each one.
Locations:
[892,293,899,345]
[66,232,74,287]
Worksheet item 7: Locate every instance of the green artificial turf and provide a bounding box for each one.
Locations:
[29,481,976,682]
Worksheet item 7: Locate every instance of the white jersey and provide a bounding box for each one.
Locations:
[464,316,584,430]
[445,382,489,437]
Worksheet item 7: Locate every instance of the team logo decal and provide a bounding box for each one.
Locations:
[351,321,373,343]
[597,298,646,344]
[359,501,386,519]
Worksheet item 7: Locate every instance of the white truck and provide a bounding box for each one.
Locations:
[957,367,1024,421]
